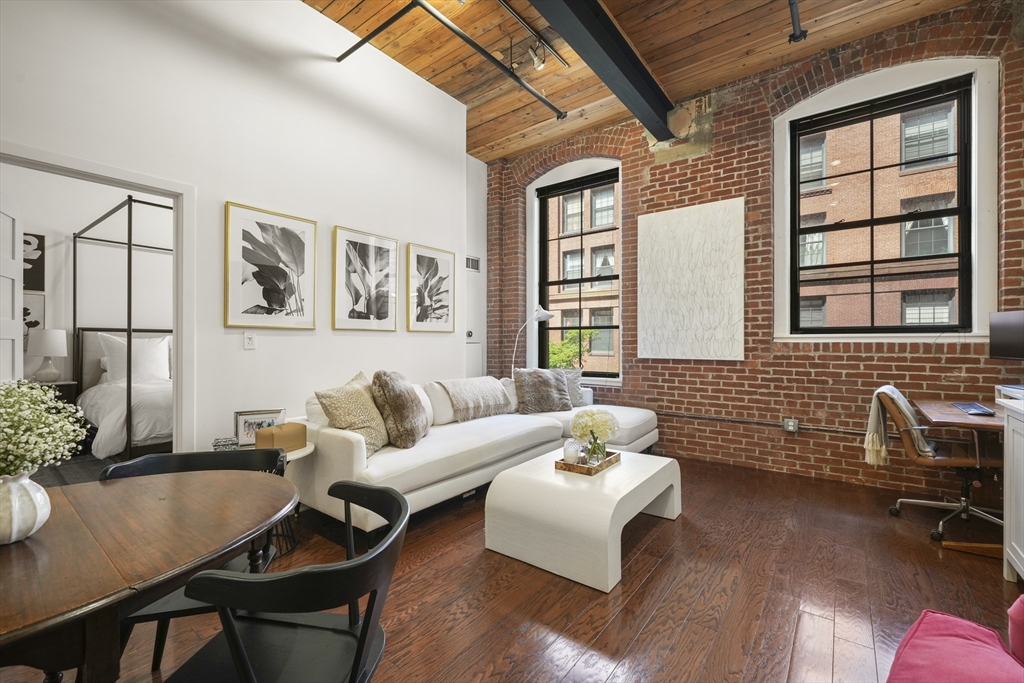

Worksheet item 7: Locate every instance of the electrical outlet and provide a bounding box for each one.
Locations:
[782,419,799,433]
[243,330,256,350]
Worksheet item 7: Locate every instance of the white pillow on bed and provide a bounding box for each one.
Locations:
[97,333,171,382]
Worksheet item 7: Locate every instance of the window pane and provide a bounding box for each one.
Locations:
[581,328,619,373]
[872,164,958,220]
[875,271,959,327]
[875,219,959,262]
[546,284,578,313]
[799,280,871,328]
[546,328,583,369]
[591,186,615,228]
[553,307,581,340]
[800,227,871,267]
[799,169,870,225]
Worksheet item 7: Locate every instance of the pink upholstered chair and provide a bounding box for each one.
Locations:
[886,595,1024,682]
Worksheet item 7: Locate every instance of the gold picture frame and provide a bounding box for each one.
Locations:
[224,202,316,329]
[332,226,398,331]
[407,243,455,333]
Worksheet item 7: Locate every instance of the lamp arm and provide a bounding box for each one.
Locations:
[510,318,530,378]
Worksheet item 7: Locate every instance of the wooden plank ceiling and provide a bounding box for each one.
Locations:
[304,0,967,163]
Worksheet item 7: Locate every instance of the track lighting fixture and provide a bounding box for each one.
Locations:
[529,44,545,71]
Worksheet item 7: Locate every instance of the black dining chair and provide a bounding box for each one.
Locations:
[165,481,409,683]
[100,448,287,672]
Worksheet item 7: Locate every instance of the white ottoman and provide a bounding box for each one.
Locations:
[484,450,681,592]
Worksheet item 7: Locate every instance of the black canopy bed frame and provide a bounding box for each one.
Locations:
[73,195,174,458]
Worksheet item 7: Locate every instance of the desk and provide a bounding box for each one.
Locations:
[912,399,1005,432]
[0,470,297,681]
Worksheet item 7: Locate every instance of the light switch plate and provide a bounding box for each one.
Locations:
[243,331,256,350]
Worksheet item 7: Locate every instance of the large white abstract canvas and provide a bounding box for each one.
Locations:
[637,197,745,360]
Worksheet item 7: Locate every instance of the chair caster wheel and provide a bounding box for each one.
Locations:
[889,506,901,516]
[930,530,944,541]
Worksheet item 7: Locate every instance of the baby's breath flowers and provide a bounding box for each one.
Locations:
[0,380,86,476]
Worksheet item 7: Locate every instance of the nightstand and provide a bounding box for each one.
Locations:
[40,380,78,404]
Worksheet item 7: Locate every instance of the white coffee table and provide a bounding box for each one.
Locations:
[485,449,681,592]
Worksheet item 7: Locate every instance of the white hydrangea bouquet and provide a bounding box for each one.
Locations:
[570,408,619,464]
[0,380,86,476]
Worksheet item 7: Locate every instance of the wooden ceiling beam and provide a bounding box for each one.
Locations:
[533,0,675,141]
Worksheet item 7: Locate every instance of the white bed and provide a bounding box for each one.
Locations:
[76,329,173,459]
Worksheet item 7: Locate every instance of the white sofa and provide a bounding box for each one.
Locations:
[287,385,659,531]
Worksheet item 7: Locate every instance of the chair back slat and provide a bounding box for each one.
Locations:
[100,449,286,480]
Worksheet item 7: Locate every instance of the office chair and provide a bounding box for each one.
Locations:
[100,449,287,671]
[165,481,410,683]
[877,388,1003,541]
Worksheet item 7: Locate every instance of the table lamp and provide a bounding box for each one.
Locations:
[27,328,66,382]
[511,305,555,377]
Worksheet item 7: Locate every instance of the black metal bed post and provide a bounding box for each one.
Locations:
[126,197,134,454]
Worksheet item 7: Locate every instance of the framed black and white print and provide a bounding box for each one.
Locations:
[23,292,44,351]
[407,243,454,333]
[234,408,287,448]
[225,202,316,329]
[333,226,398,331]
[23,233,45,292]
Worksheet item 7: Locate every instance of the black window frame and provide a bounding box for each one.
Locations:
[789,75,971,335]
[538,168,620,378]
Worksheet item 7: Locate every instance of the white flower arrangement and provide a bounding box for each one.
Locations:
[571,408,619,443]
[0,380,86,477]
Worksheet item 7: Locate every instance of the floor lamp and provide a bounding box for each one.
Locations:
[511,305,555,377]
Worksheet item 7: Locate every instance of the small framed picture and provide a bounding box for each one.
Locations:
[407,243,455,333]
[225,202,316,329]
[23,292,44,351]
[333,226,398,331]
[23,233,45,292]
[234,409,287,448]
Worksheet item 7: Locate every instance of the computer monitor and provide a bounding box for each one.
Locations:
[989,310,1024,361]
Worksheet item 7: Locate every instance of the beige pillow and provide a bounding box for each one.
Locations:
[315,372,388,455]
[514,368,572,414]
[371,370,430,449]
[558,368,586,407]
[499,377,518,413]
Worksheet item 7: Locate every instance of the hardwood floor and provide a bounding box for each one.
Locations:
[4,458,1020,682]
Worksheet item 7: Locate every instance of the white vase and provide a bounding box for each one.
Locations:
[0,471,51,544]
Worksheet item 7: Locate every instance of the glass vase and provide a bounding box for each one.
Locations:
[586,433,607,466]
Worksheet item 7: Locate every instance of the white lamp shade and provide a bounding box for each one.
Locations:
[27,329,67,358]
[534,306,555,322]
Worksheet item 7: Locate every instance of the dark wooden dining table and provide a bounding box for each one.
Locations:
[0,470,298,682]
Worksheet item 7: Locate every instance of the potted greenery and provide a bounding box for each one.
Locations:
[0,380,86,544]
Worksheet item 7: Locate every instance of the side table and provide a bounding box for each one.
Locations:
[272,442,315,556]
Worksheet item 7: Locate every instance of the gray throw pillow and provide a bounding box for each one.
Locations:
[371,370,430,449]
[558,368,586,407]
[514,368,572,414]
[315,372,388,455]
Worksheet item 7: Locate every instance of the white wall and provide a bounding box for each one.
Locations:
[465,155,487,375]
[0,165,173,379]
[0,1,467,448]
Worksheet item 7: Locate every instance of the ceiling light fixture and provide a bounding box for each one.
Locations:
[529,44,545,71]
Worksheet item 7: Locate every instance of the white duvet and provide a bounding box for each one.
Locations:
[77,379,173,458]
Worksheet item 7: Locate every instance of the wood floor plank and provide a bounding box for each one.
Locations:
[787,611,834,683]
[606,619,716,683]
[833,637,878,683]
[834,578,874,648]
[743,590,801,683]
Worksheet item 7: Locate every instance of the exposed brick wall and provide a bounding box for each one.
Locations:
[487,0,1023,497]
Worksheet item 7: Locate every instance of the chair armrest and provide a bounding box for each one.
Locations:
[581,388,594,405]
[900,425,932,432]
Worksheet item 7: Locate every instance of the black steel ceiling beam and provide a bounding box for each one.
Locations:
[532,0,674,141]
[337,0,566,121]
